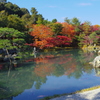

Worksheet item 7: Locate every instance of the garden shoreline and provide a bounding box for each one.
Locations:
[50,87,100,100]
[41,86,100,100]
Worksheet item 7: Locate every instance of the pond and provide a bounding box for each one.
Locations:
[0,49,100,100]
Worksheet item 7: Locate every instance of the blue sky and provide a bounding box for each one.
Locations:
[8,0,100,25]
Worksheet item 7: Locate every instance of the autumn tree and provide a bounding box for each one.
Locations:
[61,22,75,38]
[29,24,54,49]
[77,32,100,46]
[81,21,92,35]
[91,25,100,34]
[45,35,72,48]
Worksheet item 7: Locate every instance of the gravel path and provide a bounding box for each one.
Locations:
[50,88,100,100]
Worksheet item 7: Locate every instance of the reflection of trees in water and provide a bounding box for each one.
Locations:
[33,49,94,79]
[34,54,73,77]
[73,50,96,74]
[0,62,43,99]
[94,68,100,77]
[78,50,96,63]
[0,49,96,99]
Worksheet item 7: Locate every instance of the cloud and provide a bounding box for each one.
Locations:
[79,3,92,6]
[61,17,66,20]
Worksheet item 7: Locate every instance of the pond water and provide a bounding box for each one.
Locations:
[0,49,100,100]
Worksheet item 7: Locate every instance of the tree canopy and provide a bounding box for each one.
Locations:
[0,1,100,50]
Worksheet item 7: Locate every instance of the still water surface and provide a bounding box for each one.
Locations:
[0,49,100,100]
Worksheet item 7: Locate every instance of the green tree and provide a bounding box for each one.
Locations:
[21,13,31,26]
[30,7,38,24]
[30,7,38,15]
[75,33,85,46]
[7,14,26,31]
[0,2,5,11]
[43,19,51,25]
[4,2,27,17]
[52,19,57,23]
[5,2,19,14]
[64,17,71,24]
[36,14,44,24]
[71,17,81,26]
[0,27,26,49]
[0,39,13,49]
[49,23,63,36]
[81,21,91,35]
[0,10,8,27]
[20,8,29,15]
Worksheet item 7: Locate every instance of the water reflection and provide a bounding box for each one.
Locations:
[94,68,100,76]
[0,49,100,100]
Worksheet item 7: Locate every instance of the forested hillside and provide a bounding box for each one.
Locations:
[0,0,100,50]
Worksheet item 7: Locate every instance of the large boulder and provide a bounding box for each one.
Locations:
[89,50,100,68]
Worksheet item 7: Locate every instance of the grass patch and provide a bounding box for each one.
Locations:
[39,85,100,100]
[74,85,100,94]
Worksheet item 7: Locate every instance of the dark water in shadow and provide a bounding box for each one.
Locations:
[0,49,100,100]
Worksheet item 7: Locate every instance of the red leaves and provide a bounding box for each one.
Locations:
[28,24,72,49]
[26,35,72,49]
[29,24,54,49]
[91,25,100,32]
[46,35,72,48]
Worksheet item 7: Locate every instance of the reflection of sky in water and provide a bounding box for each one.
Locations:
[13,70,100,100]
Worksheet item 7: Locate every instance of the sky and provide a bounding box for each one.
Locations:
[8,0,100,25]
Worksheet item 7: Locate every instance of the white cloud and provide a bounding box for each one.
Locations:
[61,17,66,20]
[79,3,92,6]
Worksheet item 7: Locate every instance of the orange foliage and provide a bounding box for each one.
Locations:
[92,25,100,32]
[61,22,75,38]
[33,54,77,77]
[33,39,48,49]
[34,63,55,77]
[30,24,54,40]
[64,59,77,75]
[29,24,54,49]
